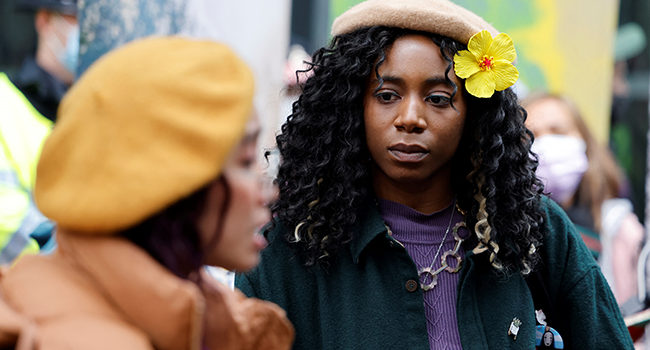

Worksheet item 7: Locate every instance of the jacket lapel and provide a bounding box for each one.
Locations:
[58,231,204,350]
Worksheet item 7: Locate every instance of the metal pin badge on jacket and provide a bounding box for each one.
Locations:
[508,317,522,340]
[535,309,547,326]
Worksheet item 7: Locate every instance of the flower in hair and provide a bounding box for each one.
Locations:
[453,30,519,98]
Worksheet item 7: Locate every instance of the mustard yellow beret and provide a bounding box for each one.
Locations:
[34,37,254,233]
[331,0,498,45]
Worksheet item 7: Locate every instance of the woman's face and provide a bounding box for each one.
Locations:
[363,34,467,192]
[198,114,274,272]
[525,98,582,140]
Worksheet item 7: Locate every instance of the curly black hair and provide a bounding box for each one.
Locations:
[271,26,545,274]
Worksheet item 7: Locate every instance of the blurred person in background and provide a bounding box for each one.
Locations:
[12,0,78,122]
[0,0,78,264]
[524,93,644,306]
[0,37,293,349]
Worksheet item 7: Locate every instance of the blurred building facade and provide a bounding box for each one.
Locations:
[616,0,650,224]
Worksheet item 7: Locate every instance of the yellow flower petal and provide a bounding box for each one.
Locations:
[466,70,496,98]
[456,30,519,98]
[453,50,481,79]
[491,61,519,91]
[467,30,493,58]
[488,33,517,63]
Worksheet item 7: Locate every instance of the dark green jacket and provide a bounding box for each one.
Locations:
[236,197,633,349]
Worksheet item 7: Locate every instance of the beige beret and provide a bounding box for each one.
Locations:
[331,0,498,45]
[34,37,254,233]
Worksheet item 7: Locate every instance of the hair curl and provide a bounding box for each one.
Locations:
[271,26,545,274]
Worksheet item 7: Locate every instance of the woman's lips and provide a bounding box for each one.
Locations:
[253,234,268,250]
[388,144,429,162]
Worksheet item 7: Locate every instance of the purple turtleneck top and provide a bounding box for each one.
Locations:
[377,198,469,350]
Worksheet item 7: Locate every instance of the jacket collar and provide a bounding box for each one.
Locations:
[348,197,390,264]
[347,196,486,264]
[57,231,204,350]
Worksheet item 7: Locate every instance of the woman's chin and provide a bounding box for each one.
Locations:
[212,254,261,273]
[239,255,261,272]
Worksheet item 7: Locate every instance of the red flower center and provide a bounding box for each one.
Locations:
[479,55,494,70]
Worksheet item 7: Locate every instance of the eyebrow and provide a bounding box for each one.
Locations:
[370,75,451,86]
[243,128,261,144]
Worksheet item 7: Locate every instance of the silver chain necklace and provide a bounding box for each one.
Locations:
[417,199,466,292]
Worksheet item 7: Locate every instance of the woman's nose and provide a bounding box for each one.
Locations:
[261,176,279,205]
[394,96,427,133]
[255,164,278,206]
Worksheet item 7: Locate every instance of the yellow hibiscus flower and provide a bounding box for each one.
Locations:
[453,30,519,98]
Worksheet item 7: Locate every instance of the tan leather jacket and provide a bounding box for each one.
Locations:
[0,231,294,350]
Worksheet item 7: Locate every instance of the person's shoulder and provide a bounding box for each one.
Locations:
[39,314,153,350]
[538,195,571,225]
[535,196,599,280]
[2,254,65,293]
[2,255,152,350]
[537,196,581,246]
[3,253,126,318]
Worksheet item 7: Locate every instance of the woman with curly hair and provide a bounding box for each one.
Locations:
[237,0,632,349]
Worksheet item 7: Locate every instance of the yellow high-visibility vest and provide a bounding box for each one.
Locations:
[0,72,53,264]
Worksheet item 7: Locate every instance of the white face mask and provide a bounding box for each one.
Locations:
[44,12,79,76]
[531,134,588,205]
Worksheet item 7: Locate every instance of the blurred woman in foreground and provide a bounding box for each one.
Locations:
[0,37,294,350]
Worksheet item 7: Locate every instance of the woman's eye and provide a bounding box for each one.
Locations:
[375,92,399,102]
[237,145,257,169]
[241,158,255,168]
[426,95,450,106]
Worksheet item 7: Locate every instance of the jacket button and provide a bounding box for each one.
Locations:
[405,279,418,292]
